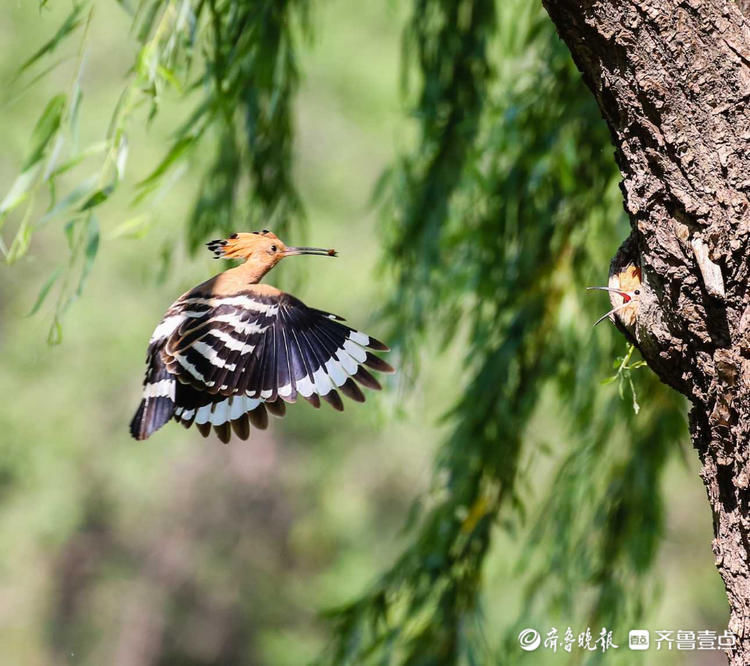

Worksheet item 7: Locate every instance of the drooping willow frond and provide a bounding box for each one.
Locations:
[6,3,689,664]
[320,2,686,663]
[3,0,308,342]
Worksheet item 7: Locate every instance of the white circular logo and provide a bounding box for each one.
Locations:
[518,628,541,651]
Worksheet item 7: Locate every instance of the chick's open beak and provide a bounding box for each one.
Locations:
[586,286,630,299]
[586,286,632,327]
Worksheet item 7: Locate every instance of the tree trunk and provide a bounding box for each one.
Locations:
[541,0,750,662]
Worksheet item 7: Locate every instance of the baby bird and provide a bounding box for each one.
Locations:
[587,264,642,328]
[130,230,393,443]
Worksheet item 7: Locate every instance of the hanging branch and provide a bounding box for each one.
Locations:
[2,0,308,343]
[322,2,686,663]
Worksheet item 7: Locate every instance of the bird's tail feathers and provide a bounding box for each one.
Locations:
[130,360,176,440]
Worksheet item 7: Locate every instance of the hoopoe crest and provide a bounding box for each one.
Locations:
[587,264,642,328]
[130,230,394,443]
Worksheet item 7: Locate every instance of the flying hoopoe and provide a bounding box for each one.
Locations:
[130,230,394,443]
[587,264,642,328]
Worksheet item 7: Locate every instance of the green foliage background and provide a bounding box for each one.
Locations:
[0,1,729,664]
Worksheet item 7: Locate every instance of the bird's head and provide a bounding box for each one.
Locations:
[587,265,642,328]
[206,229,337,272]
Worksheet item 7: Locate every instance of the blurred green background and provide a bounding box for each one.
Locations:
[0,2,730,664]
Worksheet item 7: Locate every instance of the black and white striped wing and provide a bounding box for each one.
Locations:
[158,290,392,440]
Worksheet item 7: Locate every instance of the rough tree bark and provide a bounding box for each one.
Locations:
[541,0,750,662]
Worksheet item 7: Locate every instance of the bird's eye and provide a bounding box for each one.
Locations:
[634,289,640,295]
[270,245,278,252]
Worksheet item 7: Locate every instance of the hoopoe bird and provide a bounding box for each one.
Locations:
[130,230,394,443]
[587,264,642,328]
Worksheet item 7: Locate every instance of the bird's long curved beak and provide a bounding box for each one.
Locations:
[283,246,338,257]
